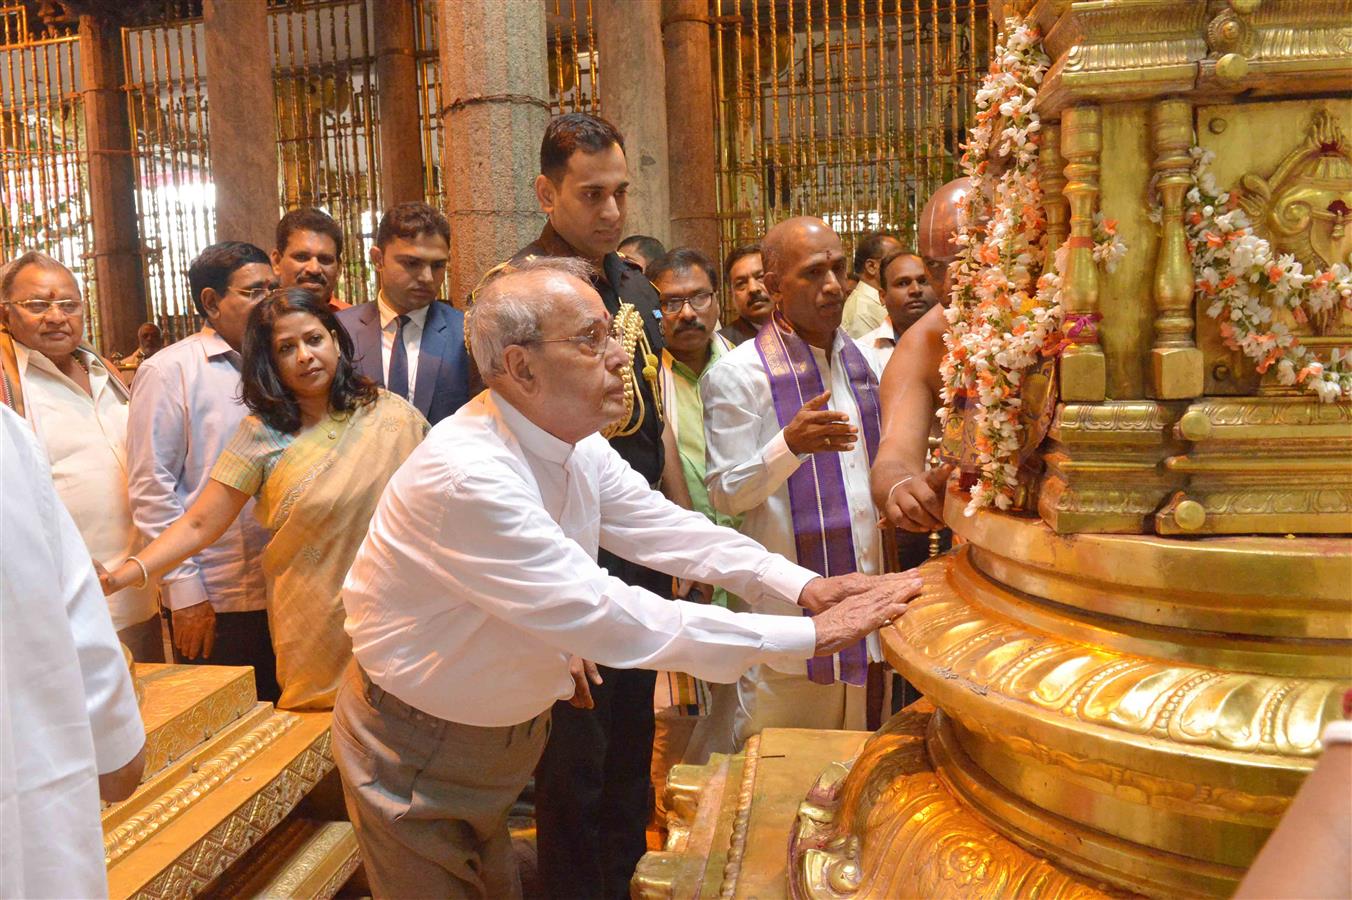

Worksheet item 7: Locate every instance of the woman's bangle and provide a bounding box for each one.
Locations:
[886,475,915,510]
[126,555,150,590]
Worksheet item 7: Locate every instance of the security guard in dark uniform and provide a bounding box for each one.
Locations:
[511,112,672,900]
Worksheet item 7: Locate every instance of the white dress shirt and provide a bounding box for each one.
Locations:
[860,318,898,375]
[126,328,268,612]
[701,331,882,619]
[342,391,819,727]
[18,345,158,629]
[377,292,428,403]
[1,406,144,899]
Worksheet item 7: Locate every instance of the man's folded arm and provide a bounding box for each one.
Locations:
[423,465,818,682]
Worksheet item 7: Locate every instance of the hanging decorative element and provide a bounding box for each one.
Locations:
[938,15,1124,514]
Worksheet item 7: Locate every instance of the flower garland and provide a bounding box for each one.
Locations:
[938,16,1125,514]
[1184,148,1352,402]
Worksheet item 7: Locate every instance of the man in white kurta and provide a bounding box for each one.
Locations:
[703,217,886,748]
[1,254,160,659]
[1,404,145,898]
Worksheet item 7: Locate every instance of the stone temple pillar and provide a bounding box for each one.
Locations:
[375,0,425,208]
[437,0,550,306]
[203,0,280,254]
[661,0,719,259]
[79,14,145,355]
[592,0,671,247]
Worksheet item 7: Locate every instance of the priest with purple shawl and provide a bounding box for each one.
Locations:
[702,217,886,748]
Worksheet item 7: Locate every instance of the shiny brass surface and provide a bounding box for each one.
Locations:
[1059,104,1107,402]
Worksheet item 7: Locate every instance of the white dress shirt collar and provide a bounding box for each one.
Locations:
[197,326,237,360]
[493,392,574,467]
[376,292,430,331]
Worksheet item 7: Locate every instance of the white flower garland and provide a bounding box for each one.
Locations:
[939,16,1124,514]
[1184,148,1352,401]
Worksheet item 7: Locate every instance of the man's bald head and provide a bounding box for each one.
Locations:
[761,216,848,349]
[916,177,972,301]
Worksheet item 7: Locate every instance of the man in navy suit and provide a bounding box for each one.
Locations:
[336,202,472,425]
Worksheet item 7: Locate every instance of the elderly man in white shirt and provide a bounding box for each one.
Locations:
[1,252,161,660]
[127,241,280,699]
[702,216,893,749]
[334,256,919,900]
[1,404,145,898]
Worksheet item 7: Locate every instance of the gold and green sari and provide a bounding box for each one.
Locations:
[214,391,427,709]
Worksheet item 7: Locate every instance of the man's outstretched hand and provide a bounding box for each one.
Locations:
[808,572,923,657]
[798,571,920,614]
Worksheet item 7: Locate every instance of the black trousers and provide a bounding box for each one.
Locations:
[535,664,658,900]
[166,608,280,704]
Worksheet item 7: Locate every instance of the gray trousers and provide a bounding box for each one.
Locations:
[331,663,550,899]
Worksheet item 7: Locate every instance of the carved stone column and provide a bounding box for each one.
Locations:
[662,0,719,257]
[1038,122,1068,259]
[1149,98,1204,399]
[593,0,672,246]
[437,0,550,305]
[79,14,145,355]
[375,0,425,207]
[1059,105,1106,402]
[204,0,279,255]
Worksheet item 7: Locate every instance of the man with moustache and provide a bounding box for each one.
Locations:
[509,111,676,900]
[869,177,972,534]
[127,242,279,698]
[273,207,350,312]
[702,217,886,747]
[859,251,939,374]
[650,248,740,769]
[841,231,904,339]
[719,242,772,346]
[337,202,472,426]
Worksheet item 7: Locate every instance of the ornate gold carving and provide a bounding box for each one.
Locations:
[1059,106,1106,402]
[789,707,1112,900]
[135,665,258,779]
[122,732,335,900]
[105,712,300,864]
[1150,98,1205,399]
[891,563,1348,760]
[1236,110,1352,334]
[1039,123,1069,257]
[720,734,761,900]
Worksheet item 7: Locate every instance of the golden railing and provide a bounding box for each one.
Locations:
[123,2,211,342]
[0,3,100,344]
[710,0,994,269]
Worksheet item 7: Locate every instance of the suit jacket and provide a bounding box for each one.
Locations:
[336,299,472,426]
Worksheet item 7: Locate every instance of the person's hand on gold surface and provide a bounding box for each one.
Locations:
[567,656,603,709]
[880,464,953,532]
[798,571,918,614]
[784,391,858,455]
[98,743,146,804]
[173,600,217,660]
[810,573,922,656]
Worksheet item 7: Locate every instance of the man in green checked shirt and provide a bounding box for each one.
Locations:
[651,247,742,767]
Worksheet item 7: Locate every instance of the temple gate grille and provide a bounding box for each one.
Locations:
[0,3,100,343]
[709,0,994,270]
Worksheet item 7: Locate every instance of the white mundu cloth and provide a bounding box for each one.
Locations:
[342,391,821,727]
[0,405,144,899]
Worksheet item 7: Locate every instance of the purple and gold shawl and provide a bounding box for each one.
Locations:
[755,314,881,685]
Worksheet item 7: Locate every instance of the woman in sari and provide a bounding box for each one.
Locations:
[101,289,427,708]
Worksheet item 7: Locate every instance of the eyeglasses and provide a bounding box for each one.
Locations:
[524,319,617,357]
[658,290,716,316]
[7,298,82,317]
[231,285,274,302]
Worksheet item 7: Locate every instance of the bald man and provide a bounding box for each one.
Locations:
[701,217,886,746]
[869,178,971,532]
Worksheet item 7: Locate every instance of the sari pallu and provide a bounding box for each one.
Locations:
[256,394,427,709]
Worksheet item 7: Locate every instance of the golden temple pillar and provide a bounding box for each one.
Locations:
[1058,105,1106,402]
[1150,99,1204,400]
